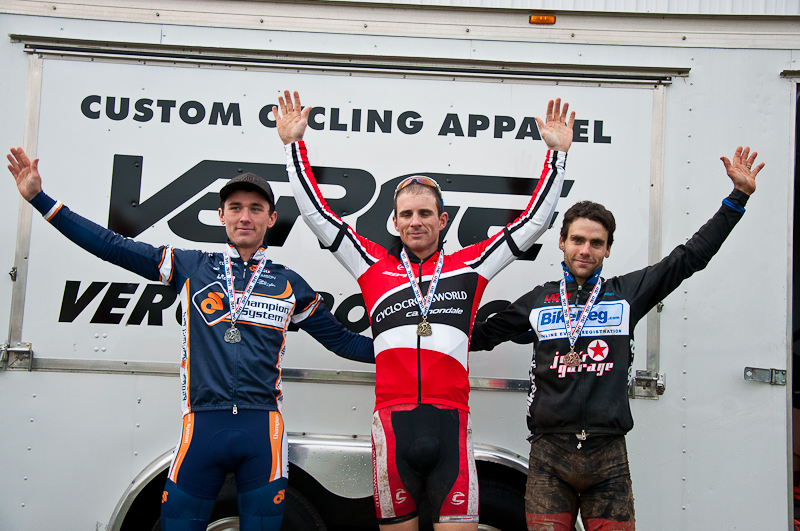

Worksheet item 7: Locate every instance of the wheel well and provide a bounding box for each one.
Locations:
[476,459,526,493]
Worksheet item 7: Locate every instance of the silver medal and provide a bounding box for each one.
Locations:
[224,326,241,344]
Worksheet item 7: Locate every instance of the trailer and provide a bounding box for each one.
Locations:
[0,1,797,529]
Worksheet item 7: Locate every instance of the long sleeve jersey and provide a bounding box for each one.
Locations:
[284,141,566,412]
[470,190,748,435]
[30,191,374,416]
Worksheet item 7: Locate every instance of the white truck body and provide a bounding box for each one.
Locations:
[0,2,796,529]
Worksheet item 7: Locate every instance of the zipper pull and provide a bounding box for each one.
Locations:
[577,429,587,449]
[232,404,238,415]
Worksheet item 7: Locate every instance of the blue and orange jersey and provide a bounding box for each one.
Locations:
[31,192,374,416]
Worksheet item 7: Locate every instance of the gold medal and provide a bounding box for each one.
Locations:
[564,349,581,368]
[417,318,433,337]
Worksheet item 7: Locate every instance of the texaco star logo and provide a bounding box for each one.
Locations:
[587,339,609,362]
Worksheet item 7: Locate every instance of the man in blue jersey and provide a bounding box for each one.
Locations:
[7,147,374,531]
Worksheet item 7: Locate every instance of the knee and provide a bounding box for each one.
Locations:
[238,478,288,518]
[160,480,216,530]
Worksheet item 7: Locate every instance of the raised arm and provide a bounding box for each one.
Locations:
[274,90,386,280]
[622,146,762,325]
[453,98,573,280]
[7,147,175,284]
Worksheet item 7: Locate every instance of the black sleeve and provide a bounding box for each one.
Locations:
[618,189,748,326]
[469,289,538,352]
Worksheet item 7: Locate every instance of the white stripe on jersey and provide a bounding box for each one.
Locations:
[371,411,396,518]
[374,324,469,371]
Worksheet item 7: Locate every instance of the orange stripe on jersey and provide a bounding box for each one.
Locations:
[169,413,195,483]
[158,248,174,284]
[46,202,63,222]
[269,412,285,481]
[184,279,191,413]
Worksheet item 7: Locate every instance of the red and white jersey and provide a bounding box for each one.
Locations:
[285,141,566,412]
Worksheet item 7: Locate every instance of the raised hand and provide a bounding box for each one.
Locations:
[7,147,42,201]
[535,98,575,153]
[273,90,312,145]
[720,146,763,195]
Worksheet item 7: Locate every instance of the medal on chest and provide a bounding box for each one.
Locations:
[559,277,602,369]
[399,249,444,337]
[223,247,267,344]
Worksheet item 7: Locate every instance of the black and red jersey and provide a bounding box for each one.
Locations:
[470,190,749,435]
[285,141,567,412]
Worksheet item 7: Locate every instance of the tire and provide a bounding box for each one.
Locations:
[478,478,526,531]
[151,486,327,531]
[281,487,328,531]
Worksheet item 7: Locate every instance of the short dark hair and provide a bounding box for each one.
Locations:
[560,201,616,248]
[394,184,444,217]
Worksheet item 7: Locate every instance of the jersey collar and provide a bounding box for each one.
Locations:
[561,261,602,285]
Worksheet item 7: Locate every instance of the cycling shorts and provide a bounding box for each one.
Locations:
[167,409,288,499]
[371,403,478,525]
[525,433,635,531]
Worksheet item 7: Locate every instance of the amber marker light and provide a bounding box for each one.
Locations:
[529,14,556,25]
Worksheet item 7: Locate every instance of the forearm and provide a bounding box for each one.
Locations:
[284,141,383,278]
[30,192,167,282]
[511,149,567,252]
[300,308,375,364]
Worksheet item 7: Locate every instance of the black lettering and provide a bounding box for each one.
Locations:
[330,108,348,131]
[594,120,611,143]
[58,281,108,322]
[468,115,490,137]
[90,283,138,324]
[157,100,176,122]
[259,104,277,127]
[351,109,362,132]
[209,102,241,126]
[438,114,464,137]
[515,117,541,140]
[133,99,154,122]
[109,155,376,247]
[334,293,370,333]
[458,206,541,261]
[398,111,423,135]
[494,116,515,138]
[126,284,178,325]
[367,110,391,133]
[308,107,325,131]
[106,97,129,121]
[81,95,101,119]
[180,101,205,125]
[573,119,589,143]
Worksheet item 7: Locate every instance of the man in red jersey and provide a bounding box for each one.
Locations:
[274,90,574,530]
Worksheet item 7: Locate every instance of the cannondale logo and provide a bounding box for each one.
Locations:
[395,489,408,504]
[451,492,465,505]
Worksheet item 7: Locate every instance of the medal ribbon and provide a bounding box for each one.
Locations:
[559,276,602,350]
[223,246,268,328]
[399,248,445,321]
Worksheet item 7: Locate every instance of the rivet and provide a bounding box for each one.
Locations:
[134,452,138,456]
[683,397,686,400]
[30,418,33,422]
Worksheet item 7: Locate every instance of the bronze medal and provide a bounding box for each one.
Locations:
[564,349,581,368]
[417,318,433,337]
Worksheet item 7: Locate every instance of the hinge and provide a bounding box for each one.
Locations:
[4,343,33,371]
[629,370,666,399]
[744,367,786,386]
